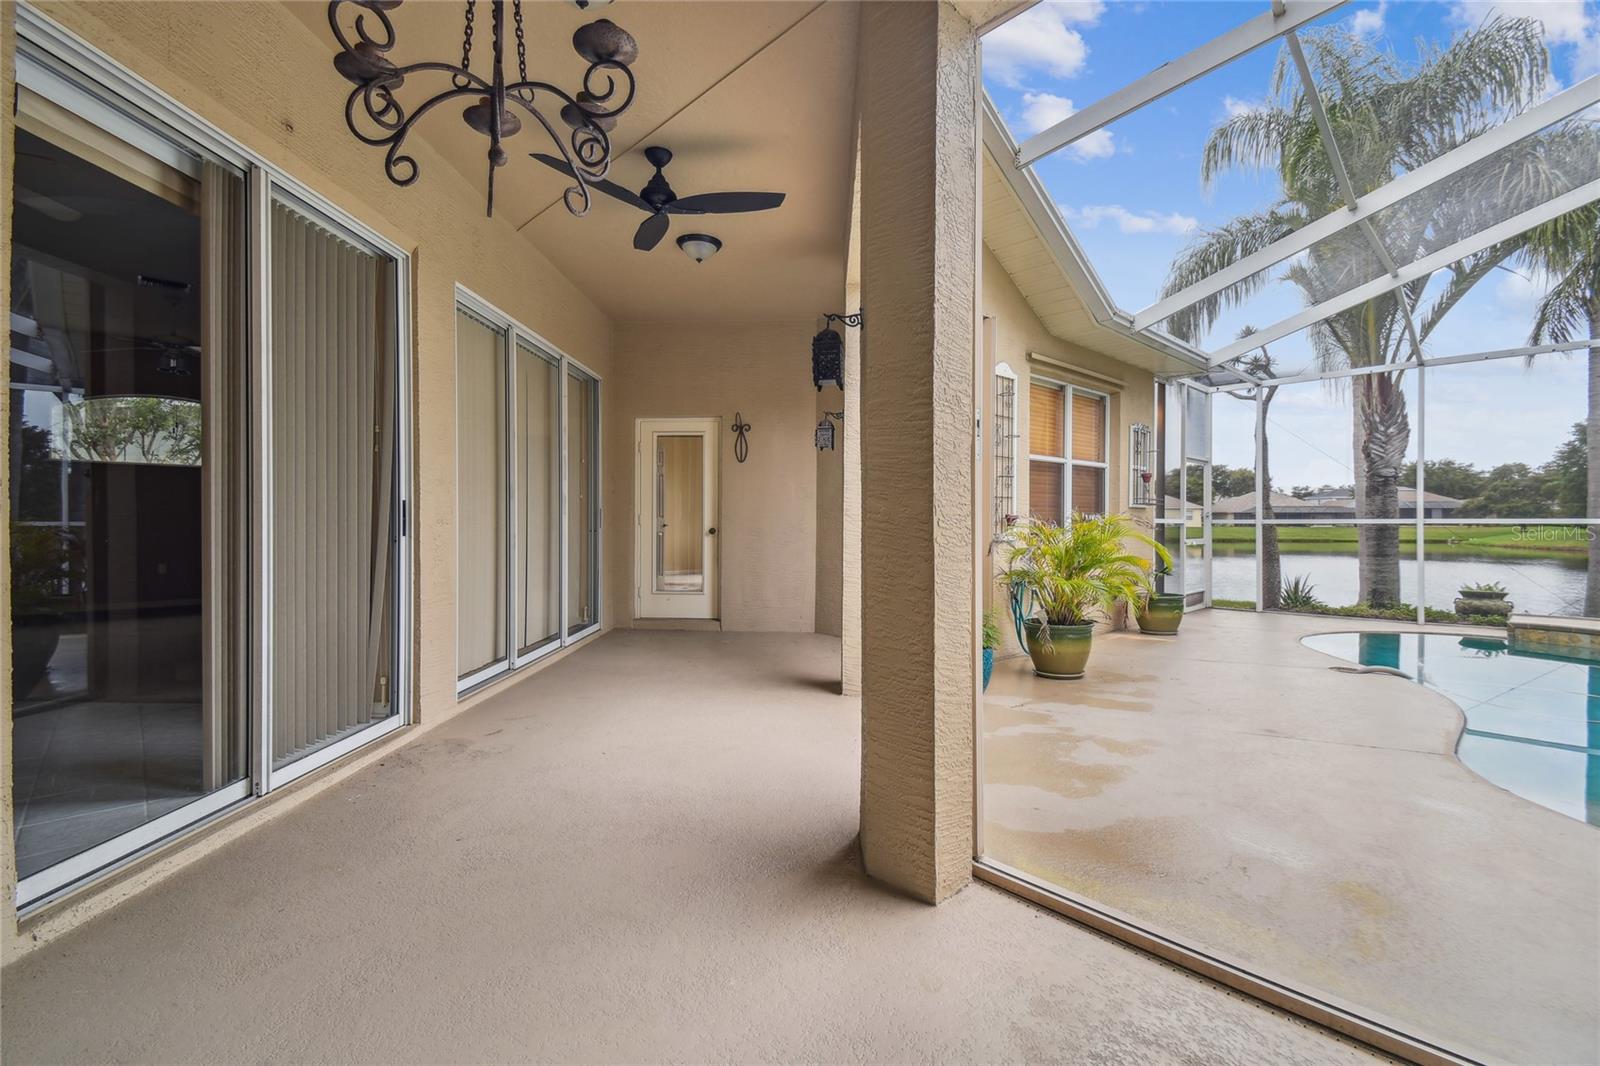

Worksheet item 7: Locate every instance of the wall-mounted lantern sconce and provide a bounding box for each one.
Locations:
[812,311,862,391]
[815,410,843,451]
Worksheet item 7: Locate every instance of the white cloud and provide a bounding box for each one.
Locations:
[1494,266,1558,316]
[1350,0,1388,39]
[1062,203,1199,235]
[1222,95,1263,119]
[1016,92,1116,160]
[983,1,1106,89]
[1019,91,1075,133]
[1449,1,1600,79]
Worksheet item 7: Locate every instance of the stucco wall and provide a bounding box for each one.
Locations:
[980,244,1159,655]
[2,1,616,951]
[815,375,844,638]
[606,320,818,633]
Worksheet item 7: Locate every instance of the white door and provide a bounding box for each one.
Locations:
[636,418,719,619]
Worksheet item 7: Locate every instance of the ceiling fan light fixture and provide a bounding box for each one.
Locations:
[677,233,722,263]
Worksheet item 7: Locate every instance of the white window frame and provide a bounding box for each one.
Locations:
[1028,376,1111,522]
[13,3,415,910]
[454,286,603,698]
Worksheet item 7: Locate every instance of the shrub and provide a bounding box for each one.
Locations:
[1280,575,1325,611]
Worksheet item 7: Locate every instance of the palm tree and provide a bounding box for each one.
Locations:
[1161,17,1560,606]
[1226,328,1282,609]
[1516,204,1600,613]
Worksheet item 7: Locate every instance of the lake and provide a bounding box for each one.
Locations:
[1210,547,1589,616]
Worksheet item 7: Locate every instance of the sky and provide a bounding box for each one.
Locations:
[982,0,1600,487]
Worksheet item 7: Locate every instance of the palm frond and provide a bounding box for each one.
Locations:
[1159,208,1306,342]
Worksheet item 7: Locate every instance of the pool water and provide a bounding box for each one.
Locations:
[1302,632,1600,827]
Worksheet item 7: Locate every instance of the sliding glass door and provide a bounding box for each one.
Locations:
[8,84,250,894]
[566,366,600,639]
[456,292,601,693]
[518,341,562,656]
[11,18,413,907]
[456,309,509,686]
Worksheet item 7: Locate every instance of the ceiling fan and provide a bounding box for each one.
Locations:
[532,146,785,251]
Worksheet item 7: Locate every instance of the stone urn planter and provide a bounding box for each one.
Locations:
[1022,619,1095,679]
[1455,585,1512,619]
[1136,593,1185,635]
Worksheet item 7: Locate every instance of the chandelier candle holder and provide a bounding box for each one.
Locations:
[328,0,639,217]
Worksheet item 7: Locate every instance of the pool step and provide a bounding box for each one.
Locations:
[1506,614,1600,663]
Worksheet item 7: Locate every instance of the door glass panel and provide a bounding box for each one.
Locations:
[456,309,506,677]
[269,199,397,767]
[1184,460,1208,600]
[655,434,705,593]
[9,118,246,879]
[566,368,599,634]
[517,341,560,653]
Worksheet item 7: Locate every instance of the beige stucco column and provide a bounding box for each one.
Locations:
[856,0,978,904]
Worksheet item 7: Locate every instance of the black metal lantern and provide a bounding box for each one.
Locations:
[811,311,861,391]
[811,327,843,392]
[814,410,843,451]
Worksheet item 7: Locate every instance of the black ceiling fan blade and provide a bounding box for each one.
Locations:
[529,153,650,212]
[634,211,670,251]
[667,191,786,214]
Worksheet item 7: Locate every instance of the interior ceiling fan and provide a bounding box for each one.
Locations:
[533,146,785,251]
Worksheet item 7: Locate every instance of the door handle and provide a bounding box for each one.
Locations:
[708,527,717,535]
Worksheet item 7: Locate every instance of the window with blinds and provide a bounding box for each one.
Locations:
[1027,379,1110,524]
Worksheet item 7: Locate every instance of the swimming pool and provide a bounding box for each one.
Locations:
[1302,631,1600,827]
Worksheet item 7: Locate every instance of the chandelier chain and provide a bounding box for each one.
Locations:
[460,0,476,73]
[513,0,527,83]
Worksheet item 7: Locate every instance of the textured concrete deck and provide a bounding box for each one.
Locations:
[984,610,1600,1065]
[1,631,1377,1064]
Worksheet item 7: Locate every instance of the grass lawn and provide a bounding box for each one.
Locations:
[1202,524,1590,559]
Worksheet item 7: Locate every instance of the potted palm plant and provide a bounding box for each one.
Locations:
[1000,514,1167,680]
[1136,561,1185,635]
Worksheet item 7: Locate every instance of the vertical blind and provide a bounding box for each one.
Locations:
[567,369,598,633]
[200,160,248,790]
[457,310,507,675]
[270,201,396,766]
[517,342,560,652]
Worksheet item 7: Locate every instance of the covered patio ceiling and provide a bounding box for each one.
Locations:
[290,0,860,321]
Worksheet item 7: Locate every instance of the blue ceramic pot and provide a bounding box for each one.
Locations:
[982,647,995,690]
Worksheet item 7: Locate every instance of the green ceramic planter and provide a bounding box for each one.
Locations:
[1135,593,1185,635]
[1022,619,1095,679]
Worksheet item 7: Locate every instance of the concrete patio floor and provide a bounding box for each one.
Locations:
[0,631,1380,1064]
[983,610,1600,1066]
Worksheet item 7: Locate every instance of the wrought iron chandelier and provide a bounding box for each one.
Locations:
[328,0,639,218]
